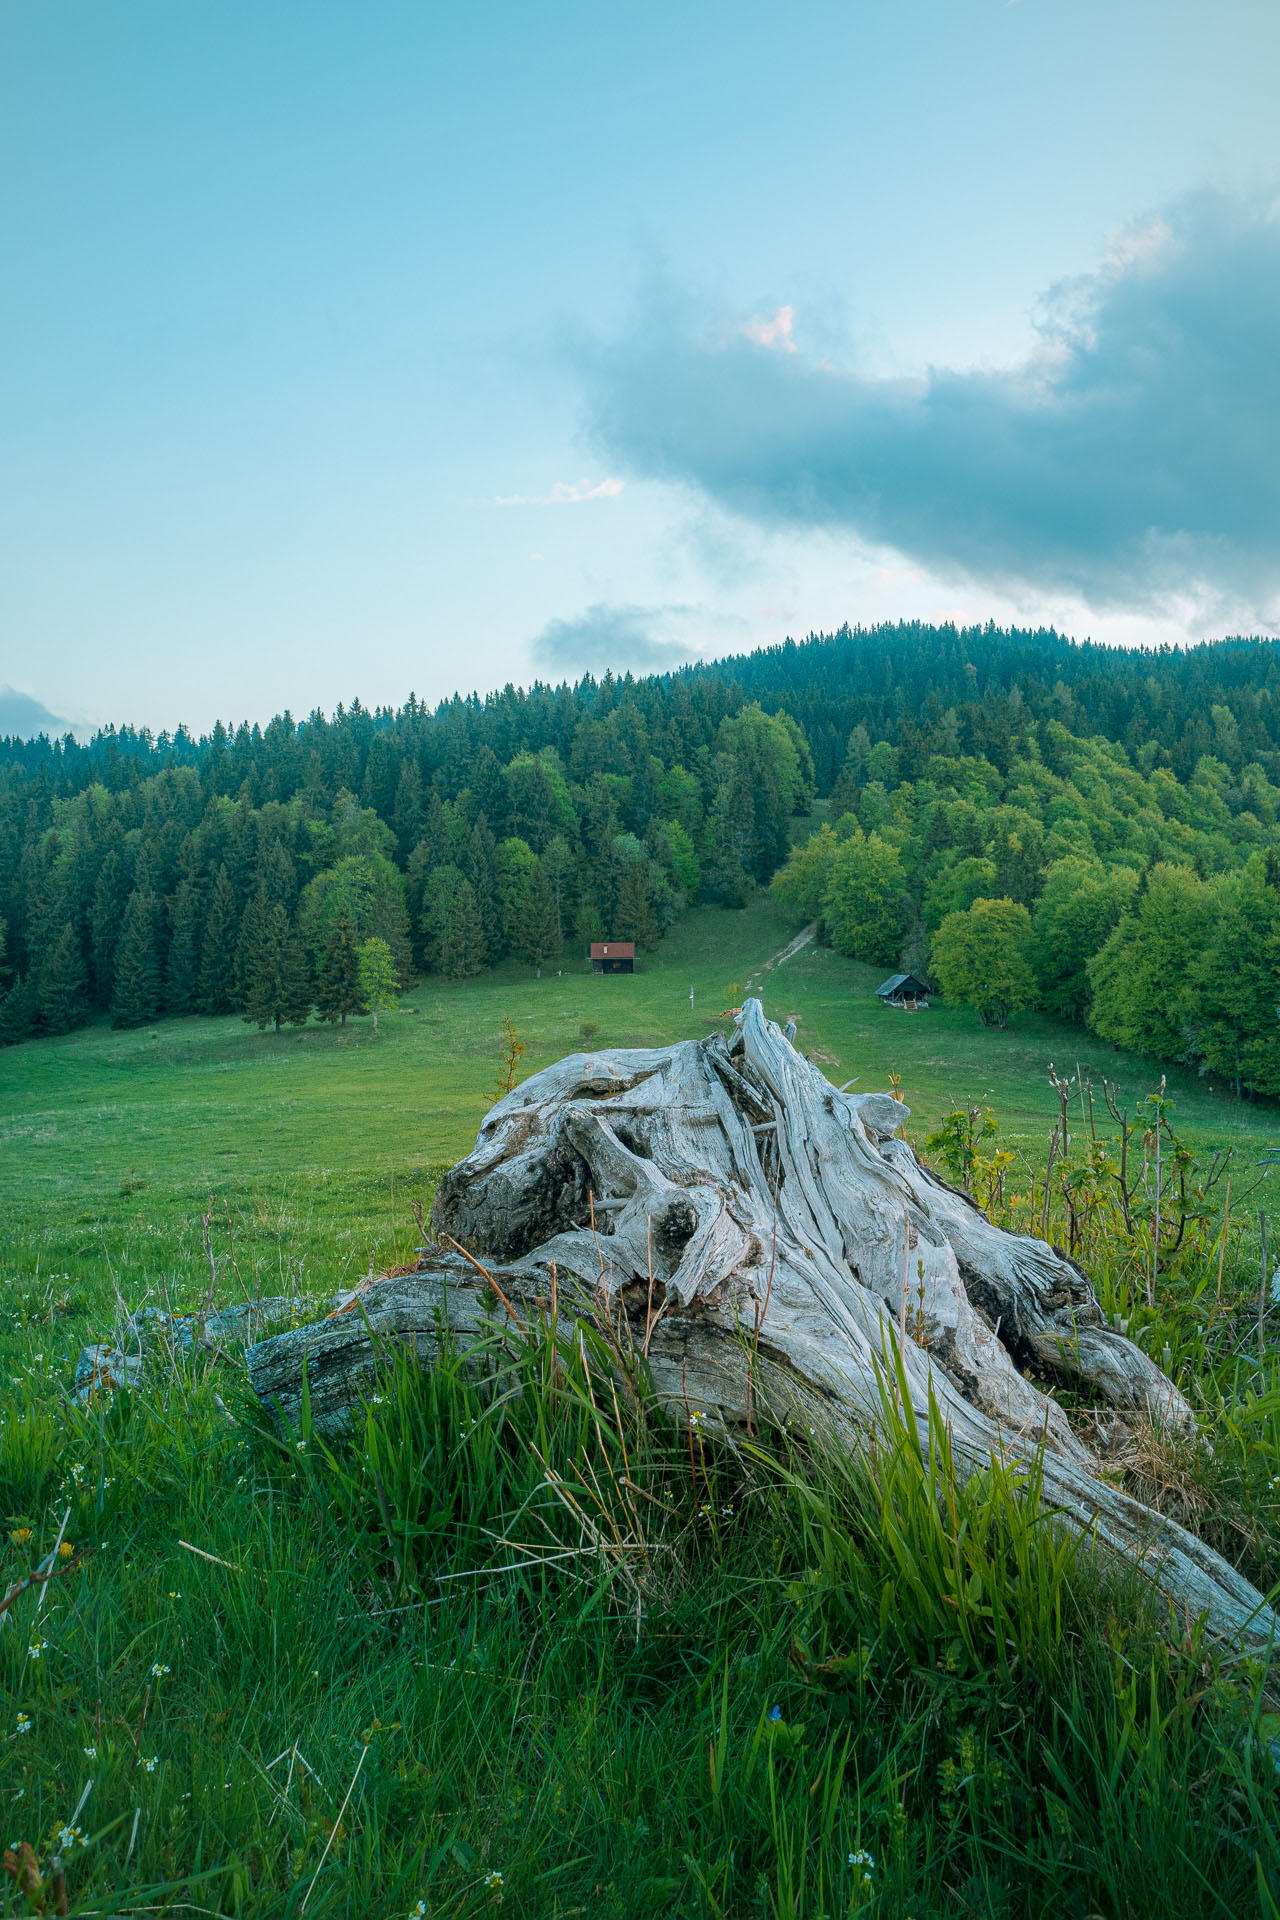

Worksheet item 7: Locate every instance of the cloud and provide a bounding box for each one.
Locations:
[496,476,625,507]
[579,191,1280,615]
[531,602,724,676]
[0,686,76,740]
[740,304,797,353]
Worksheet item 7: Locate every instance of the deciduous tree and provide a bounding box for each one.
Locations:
[820,829,909,967]
[1087,865,1214,1058]
[931,897,1036,1028]
[356,936,400,1029]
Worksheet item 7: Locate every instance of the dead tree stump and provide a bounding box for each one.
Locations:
[247,1000,1274,1650]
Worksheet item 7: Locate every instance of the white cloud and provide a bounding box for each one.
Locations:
[495,476,625,507]
[1102,212,1173,275]
[740,304,797,353]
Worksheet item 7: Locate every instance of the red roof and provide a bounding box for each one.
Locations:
[590,941,635,958]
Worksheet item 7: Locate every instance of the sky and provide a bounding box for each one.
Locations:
[2,0,1278,738]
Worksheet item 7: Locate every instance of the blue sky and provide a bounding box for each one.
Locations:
[2,0,1278,735]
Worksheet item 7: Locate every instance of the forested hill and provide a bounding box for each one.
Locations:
[6,622,1280,793]
[707,625,1280,787]
[3,623,1280,1090]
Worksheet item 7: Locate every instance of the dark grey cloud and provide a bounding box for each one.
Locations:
[0,686,76,740]
[579,192,1280,612]
[532,602,707,676]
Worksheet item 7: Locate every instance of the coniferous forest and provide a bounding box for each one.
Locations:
[5,621,1280,1096]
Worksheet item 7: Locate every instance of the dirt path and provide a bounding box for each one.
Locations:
[746,922,815,988]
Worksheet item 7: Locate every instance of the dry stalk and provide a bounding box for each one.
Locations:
[443,1237,527,1333]
[177,1539,244,1573]
[299,1742,367,1914]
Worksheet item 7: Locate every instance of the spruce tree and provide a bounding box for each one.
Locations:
[223,795,257,908]
[523,865,561,971]
[256,838,300,915]
[828,723,871,820]
[38,922,89,1035]
[540,835,574,944]
[615,857,661,950]
[89,842,131,1008]
[131,842,164,898]
[279,927,313,1027]
[391,760,425,862]
[111,890,163,1028]
[198,866,241,1015]
[26,859,73,990]
[421,865,465,974]
[315,910,365,1025]
[468,745,507,834]
[438,879,486,979]
[234,889,271,1007]
[464,816,501,962]
[496,837,538,956]
[241,894,312,1031]
[0,970,39,1046]
[164,880,204,1015]
[366,873,415,987]
[418,790,452,868]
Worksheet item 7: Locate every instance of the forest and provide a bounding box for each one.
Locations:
[4,621,1280,1097]
[772,719,1280,1096]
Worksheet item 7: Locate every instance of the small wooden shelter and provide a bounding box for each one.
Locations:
[590,941,635,975]
[876,972,930,1009]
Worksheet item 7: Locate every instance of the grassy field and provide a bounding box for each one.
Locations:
[3,894,1275,1302]
[2,899,1279,1918]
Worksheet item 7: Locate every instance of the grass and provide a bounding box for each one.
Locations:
[2,897,1280,1917]
[3,895,1276,1288]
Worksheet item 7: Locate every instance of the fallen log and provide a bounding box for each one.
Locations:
[74,1297,303,1403]
[247,999,1275,1651]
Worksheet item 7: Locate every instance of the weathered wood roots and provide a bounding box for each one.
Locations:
[248,1000,1275,1650]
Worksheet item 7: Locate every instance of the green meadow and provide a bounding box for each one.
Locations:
[2,898,1279,1919]
[4,894,1274,1299]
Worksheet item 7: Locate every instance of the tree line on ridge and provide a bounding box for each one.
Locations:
[3,623,1280,1095]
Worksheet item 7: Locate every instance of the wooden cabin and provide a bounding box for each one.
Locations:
[876,972,930,1010]
[590,940,635,975]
